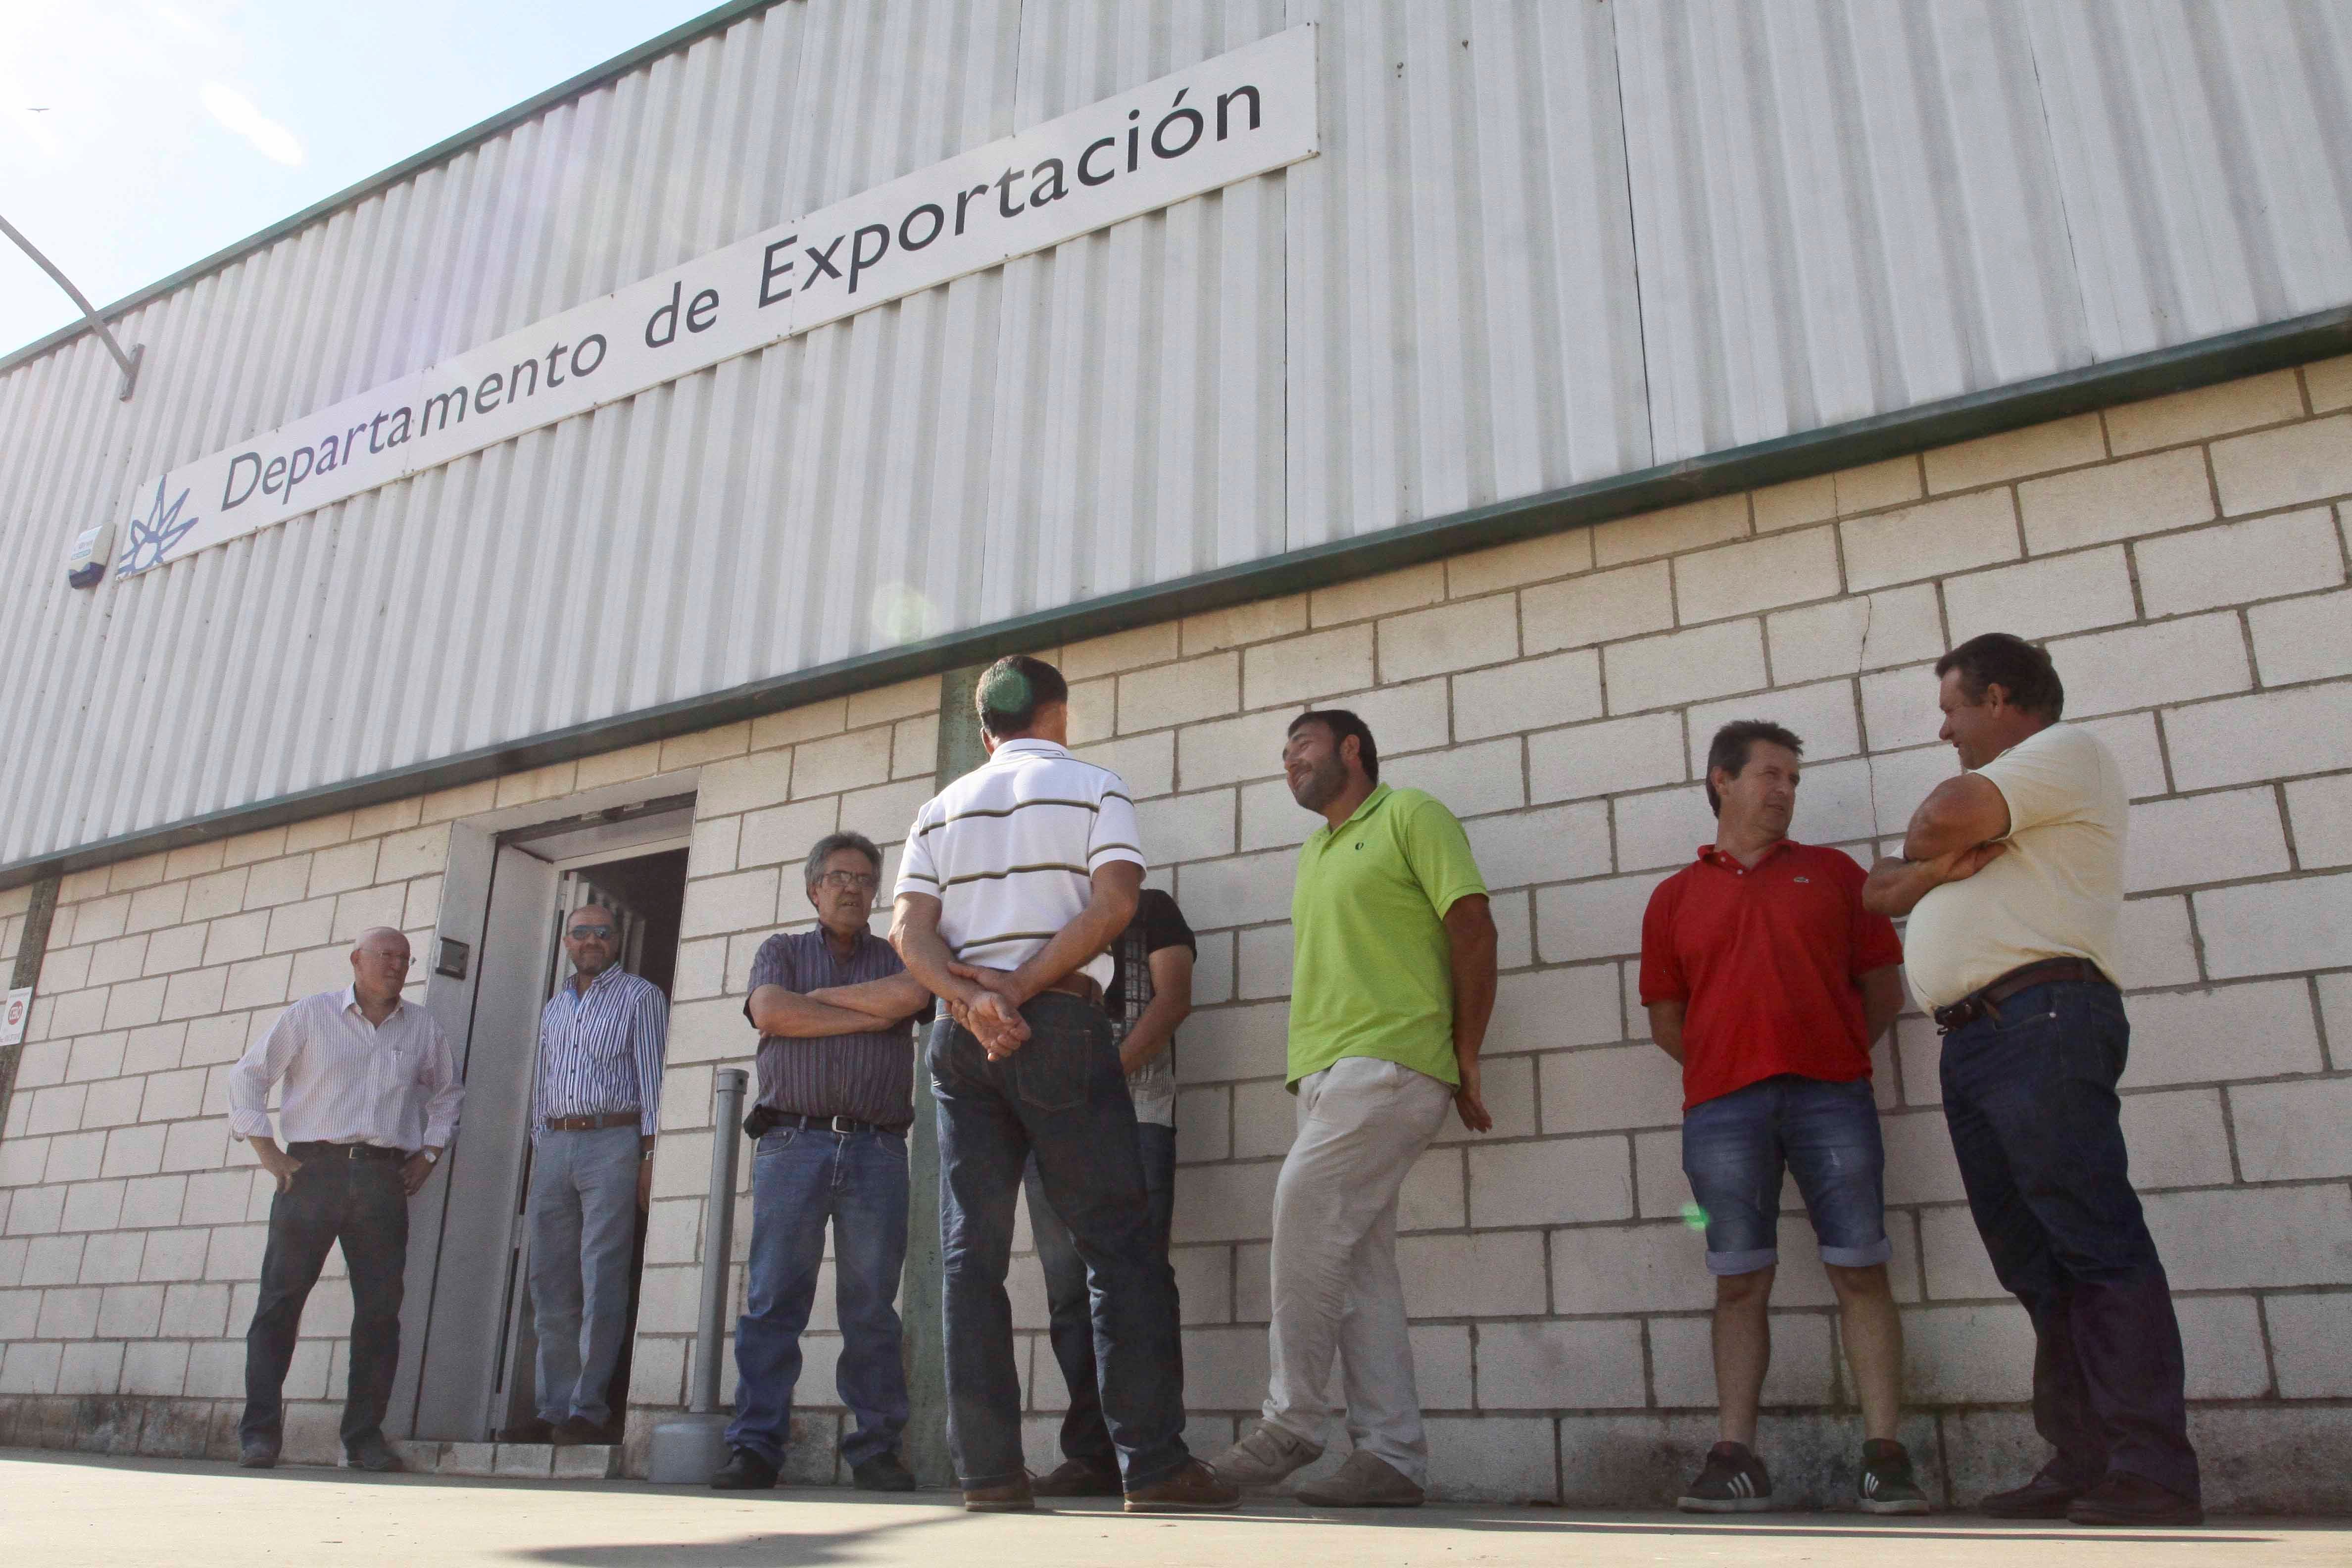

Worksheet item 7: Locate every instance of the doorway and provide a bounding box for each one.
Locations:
[405,799,692,1444]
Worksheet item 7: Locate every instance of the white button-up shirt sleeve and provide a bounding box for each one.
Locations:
[224,999,310,1141]
[420,1009,464,1149]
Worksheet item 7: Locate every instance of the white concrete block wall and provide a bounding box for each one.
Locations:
[2,360,2349,1505]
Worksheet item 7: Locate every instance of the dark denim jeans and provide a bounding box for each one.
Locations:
[241,1147,409,1454]
[930,994,1188,1490]
[1024,1120,1177,1466]
[1940,979,2200,1503]
[727,1125,911,1469]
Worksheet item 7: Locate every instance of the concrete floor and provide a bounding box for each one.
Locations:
[5,1449,2344,1568]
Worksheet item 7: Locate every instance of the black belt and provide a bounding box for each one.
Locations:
[287,1141,406,1163]
[1933,958,2112,1033]
[764,1111,902,1136]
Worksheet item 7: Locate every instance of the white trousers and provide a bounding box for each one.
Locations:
[1262,1054,1455,1485]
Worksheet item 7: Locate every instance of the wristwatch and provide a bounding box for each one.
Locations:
[421,1148,441,1165]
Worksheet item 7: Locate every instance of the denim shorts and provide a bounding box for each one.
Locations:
[1681,1074,1891,1276]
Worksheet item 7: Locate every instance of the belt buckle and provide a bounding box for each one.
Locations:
[830,1115,859,1134]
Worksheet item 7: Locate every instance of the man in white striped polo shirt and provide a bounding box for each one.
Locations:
[509,903,668,1446]
[893,654,1237,1515]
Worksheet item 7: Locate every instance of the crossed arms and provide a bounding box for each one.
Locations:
[1861,773,2011,918]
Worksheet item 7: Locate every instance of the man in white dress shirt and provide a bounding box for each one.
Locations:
[225,927,462,1472]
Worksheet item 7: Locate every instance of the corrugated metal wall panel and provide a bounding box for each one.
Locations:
[2,0,2349,867]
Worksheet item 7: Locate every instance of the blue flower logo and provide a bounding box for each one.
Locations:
[119,478,200,575]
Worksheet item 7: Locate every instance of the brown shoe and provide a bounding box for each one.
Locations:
[1295,1450,1424,1508]
[1125,1457,1242,1513]
[550,1416,605,1447]
[1032,1456,1124,1497]
[963,1476,1036,1512]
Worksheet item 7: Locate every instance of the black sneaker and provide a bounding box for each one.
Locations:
[710,1447,780,1490]
[852,1453,918,1492]
[1677,1441,1773,1513]
[1858,1438,1932,1515]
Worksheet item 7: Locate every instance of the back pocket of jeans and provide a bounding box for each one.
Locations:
[1012,1033,1092,1113]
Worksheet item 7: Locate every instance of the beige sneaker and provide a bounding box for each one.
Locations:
[1295,1450,1425,1508]
[1210,1423,1323,1489]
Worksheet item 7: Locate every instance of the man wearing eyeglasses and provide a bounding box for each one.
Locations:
[506,903,670,1447]
[713,831,935,1493]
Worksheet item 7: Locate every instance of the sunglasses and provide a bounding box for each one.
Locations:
[568,924,617,940]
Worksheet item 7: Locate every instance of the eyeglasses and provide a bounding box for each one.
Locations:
[816,871,880,891]
[568,924,617,940]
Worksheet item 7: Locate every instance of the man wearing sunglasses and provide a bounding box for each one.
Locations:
[506,903,670,1447]
[714,832,936,1493]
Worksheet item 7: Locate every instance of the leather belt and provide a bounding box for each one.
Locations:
[1933,958,2111,1033]
[772,1113,899,1136]
[541,1110,641,1132]
[1040,974,1103,1005]
[289,1141,405,1163]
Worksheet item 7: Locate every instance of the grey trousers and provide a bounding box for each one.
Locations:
[1262,1055,1454,1485]
[527,1125,640,1425]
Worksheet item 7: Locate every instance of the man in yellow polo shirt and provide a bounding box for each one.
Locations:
[1211,708,1498,1507]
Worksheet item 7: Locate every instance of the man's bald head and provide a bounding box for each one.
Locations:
[349,928,412,1007]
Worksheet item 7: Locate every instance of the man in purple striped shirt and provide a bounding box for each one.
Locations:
[507,904,668,1447]
[713,831,935,1493]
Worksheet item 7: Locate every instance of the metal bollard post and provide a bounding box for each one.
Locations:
[646,1067,748,1481]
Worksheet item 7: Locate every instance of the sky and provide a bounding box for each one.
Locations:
[0,0,726,358]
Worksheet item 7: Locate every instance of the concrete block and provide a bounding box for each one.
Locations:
[1232,925,1291,1001]
[1230,1079,1296,1161]
[160,1120,228,1175]
[184,869,250,924]
[43,1130,105,1183]
[656,724,748,773]
[79,1076,146,1129]
[1492,966,1623,1058]
[1061,622,1181,679]
[56,1342,125,1397]
[1309,564,1445,628]
[553,1444,622,1478]
[2053,613,2252,717]
[86,935,152,990]
[1181,594,1308,654]
[137,1228,211,1283]
[1447,530,1594,597]
[1452,650,1609,746]
[1176,850,1298,931]
[1603,619,1768,715]
[1238,779,1315,853]
[677,869,778,940]
[2148,1184,2352,1289]
[2250,586,2352,687]
[0,1343,63,1395]
[1377,598,1519,684]
[72,894,134,944]
[1383,737,1525,819]
[304,840,380,900]
[1527,714,1686,805]
[1649,1309,1837,1409]
[1174,709,1289,791]
[1399,1146,1468,1230]
[2117,895,2201,987]
[1179,1325,1271,1411]
[834,778,932,848]
[2195,871,2352,979]
[1594,493,1749,567]
[1880,1108,1967,1205]
[1461,802,1612,892]
[736,798,840,875]
[62,1180,127,1234]
[1477,1318,1646,1410]
[1675,527,1843,623]
[2139,508,2345,619]
[125,882,189,934]
[142,924,209,977]
[1521,562,1675,654]
[1172,1240,1232,1326]
[329,884,407,945]
[1945,545,2140,647]
[1691,676,1863,764]
[440,1441,500,1476]
[2107,370,2303,454]
[2188,1405,2352,1513]
[1753,473,1836,534]
[1917,1203,2005,1301]
[1533,872,1671,964]
[1632,1128,1690,1220]
[1841,489,2018,591]
[2266,1291,2352,1398]
[1170,1161,1280,1245]
[1552,1222,1714,1314]
[1904,1301,2037,1402]
[2018,446,2213,553]
[2176,1292,2272,1399]
[1177,1001,1287,1082]
[891,712,941,779]
[2119,1087,2235,1190]
[1396,1232,1547,1317]
[1467,1135,1632,1227]
[2287,773,2352,869]
[2165,684,2352,791]
[1344,679,1454,761]
[159,1283,231,1338]
[493,1442,555,1476]
[2310,355,2352,412]
[1924,412,2106,492]
[1241,627,1372,710]
[1119,651,1240,731]
[2210,413,2352,516]
[790,730,893,799]
[1539,1044,1679,1137]
[2231,1077,2352,1181]
[2078,710,2170,800]
[1608,785,1703,876]
[2124,787,2292,892]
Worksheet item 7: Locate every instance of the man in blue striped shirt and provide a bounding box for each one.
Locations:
[508,904,668,1446]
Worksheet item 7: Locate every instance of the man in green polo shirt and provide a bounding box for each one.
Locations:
[1210,708,1498,1507]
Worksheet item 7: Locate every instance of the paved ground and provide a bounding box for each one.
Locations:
[5,1450,2344,1567]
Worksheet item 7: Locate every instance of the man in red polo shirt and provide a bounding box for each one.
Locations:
[1640,721,1920,1515]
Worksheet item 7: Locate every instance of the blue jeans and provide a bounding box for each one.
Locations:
[930,994,1189,1490]
[1025,1121,1178,1465]
[1940,979,2199,1503]
[1682,1075,1892,1275]
[726,1124,911,1468]
[526,1125,642,1425]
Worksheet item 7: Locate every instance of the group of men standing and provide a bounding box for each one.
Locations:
[217,630,2202,1528]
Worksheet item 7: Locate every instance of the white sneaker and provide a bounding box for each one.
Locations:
[1210,1423,1323,1489]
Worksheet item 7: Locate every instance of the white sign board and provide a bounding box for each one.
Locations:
[0,987,30,1049]
[115,25,1319,576]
